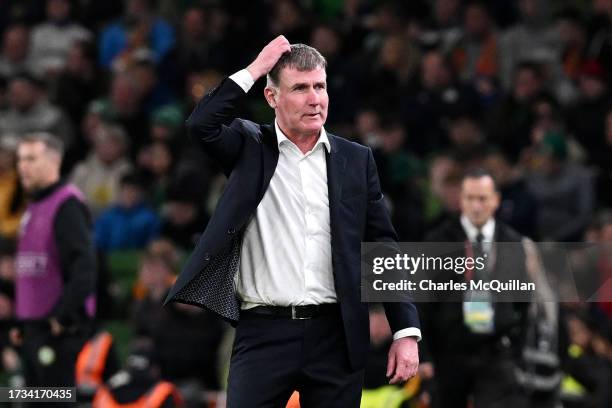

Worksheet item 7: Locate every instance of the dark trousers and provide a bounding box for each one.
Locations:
[433,352,527,408]
[21,323,87,387]
[227,310,364,408]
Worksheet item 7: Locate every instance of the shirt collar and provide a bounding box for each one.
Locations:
[274,120,331,153]
[30,179,65,202]
[460,215,495,243]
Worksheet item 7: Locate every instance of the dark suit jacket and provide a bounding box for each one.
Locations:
[164,78,420,370]
[419,218,529,365]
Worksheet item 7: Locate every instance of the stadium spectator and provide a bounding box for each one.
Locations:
[159,183,208,252]
[451,1,500,82]
[70,122,132,216]
[28,0,91,78]
[94,172,160,252]
[525,132,595,241]
[0,73,74,148]
[0,24,32,78]
[499,0,561,90]
[566,60,611,161]
[483,148,538,238]
[98,0,175,69]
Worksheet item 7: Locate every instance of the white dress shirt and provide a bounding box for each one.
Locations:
[460,215,495,253]
[229,69,421,341]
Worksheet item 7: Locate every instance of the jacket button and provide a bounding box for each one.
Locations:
[203,253,211,261]
[227,228,236,235]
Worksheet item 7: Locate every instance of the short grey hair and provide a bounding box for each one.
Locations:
[19,132,64,157]
[266,43,327,88]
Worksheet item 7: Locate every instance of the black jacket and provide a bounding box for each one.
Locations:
[419,217,529,364]
[164,78,420,370]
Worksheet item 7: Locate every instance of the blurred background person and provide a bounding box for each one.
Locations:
[94,172,160,252]
[12,133,96,387]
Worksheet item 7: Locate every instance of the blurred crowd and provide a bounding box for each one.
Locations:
[0,0,611,406]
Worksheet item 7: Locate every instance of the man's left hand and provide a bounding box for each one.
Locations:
[386,337,419,384]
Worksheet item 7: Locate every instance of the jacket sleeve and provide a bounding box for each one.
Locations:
[52,198,97,327]
[185,78,250,176]
[364,147,421,332]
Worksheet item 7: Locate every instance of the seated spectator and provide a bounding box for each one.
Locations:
[107,72,150,157]
[487,62,543,161]
[566,60,611,164]
[137,141,174,209]
[401,50,481,155]
[483,148,538,238]
[423,154,462,231]
[446,114,488,166]
[553,8,588,105]
[126,54,176,114]
[525,132,595,241]
[0,73,74,148]
[28,0,91,78]
[499,0,561,90]
[0,136,24,239]
[0,24,32,78]
[132,240,225,400]
[372,121,426,241]
[51,40,105,130]
[160,183,208,252]
[70,123,132,216]
[450,1,500,82]
[158,6,236,95]
[98,0,174,69]
[94,173,160,252]
[150,104,183,143]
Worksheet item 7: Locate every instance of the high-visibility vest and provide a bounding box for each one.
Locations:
[286,391,300,408]
[286,375,423,408]
[76,331,114,393]
[93,381,182,408]
[561,344,587,400]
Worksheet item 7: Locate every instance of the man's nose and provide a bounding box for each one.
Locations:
[306,87,319,104]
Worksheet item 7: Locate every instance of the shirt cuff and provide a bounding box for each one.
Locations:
[393,327,422,342]
[229,69,255,93]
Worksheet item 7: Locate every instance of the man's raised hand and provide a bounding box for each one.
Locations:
[247,35,291,81]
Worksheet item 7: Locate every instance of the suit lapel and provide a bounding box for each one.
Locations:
[259,124,279,202]
[326,134,346,207]
[327,134,346,263]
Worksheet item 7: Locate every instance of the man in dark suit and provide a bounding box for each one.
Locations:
[164,36,420,407]
[419,168,529,408]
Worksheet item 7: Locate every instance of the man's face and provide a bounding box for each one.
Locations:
[460,176,500,228]
[17,141,60,192]
[9,79,37,111]
[47,0,69,22]
[119,185,142,209]
[513,69,540,101]
[266,66,328,139]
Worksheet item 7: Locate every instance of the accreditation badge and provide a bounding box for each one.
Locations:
[463,290,495,334]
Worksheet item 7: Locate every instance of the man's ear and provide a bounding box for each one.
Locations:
[264,86,277,109]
